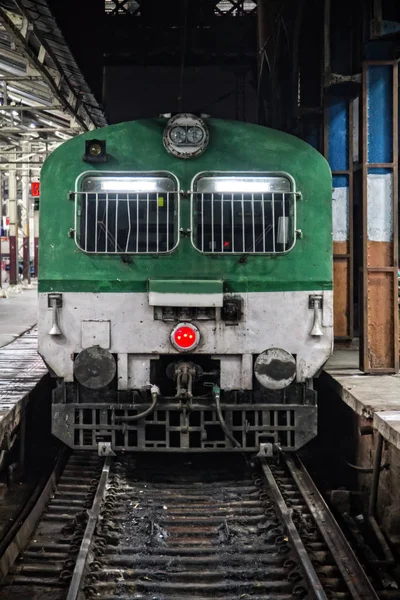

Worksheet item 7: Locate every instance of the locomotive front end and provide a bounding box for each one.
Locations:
[38,115,333,453]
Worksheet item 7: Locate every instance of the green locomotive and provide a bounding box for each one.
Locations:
[38,114,333,453]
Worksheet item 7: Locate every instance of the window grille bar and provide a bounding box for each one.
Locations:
[201,194,204,252]
[146,193,149,253]
[95,194,99,253]
[272,193,276,253]
[167,193,170,251]
[282,193,286,252]
[85,194,88,252]
[231,194,234,252]
[156,194,159,253]
[251,193,255,252]
[76,191,178,254]
[115,195,119,252]
[136,197,139,253]
[125,197,131,253]
[105,195,109,252]
[77,189,294,256]
[261,193,266,252]
[211,193,214,252]
[241,194,245,252]
[220,194,224,252]
[192,190,296,254]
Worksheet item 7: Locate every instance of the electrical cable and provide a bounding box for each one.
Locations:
[178,0,189,112]
[344,458,389,473]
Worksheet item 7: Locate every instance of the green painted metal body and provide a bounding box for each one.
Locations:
[39,118,332,294]
[148,279,223,295]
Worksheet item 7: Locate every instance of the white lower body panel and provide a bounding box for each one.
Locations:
[38,290,333,389]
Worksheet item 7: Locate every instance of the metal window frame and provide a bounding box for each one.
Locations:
[190,170,298,255]
[74,170,181,255]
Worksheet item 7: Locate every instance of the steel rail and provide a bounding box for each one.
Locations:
[66,456,112,600]
[284,454,380,600]
[259,456,328,600]
[0,450,67,580]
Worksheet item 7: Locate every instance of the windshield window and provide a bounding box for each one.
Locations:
[76,173,178,253]
[191,173,297,254]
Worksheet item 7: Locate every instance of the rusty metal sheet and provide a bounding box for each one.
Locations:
[361,61,399,373]
[366,266,395,370]
[333,241,351,338]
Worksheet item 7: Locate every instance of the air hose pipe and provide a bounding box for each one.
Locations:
[213,384,241,448]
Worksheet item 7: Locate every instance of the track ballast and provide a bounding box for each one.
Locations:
[0,451,382,600]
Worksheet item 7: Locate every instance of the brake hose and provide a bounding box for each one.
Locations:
[213,384,241,448]
[115,385,159,422]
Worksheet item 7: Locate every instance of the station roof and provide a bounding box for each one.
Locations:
[0,0,107,148]
[105,0,257,16]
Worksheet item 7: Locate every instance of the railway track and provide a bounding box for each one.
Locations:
[0,452,103,600]
[0,448,387,599]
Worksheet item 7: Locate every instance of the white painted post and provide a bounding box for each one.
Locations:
[8,152,20,292]
[21,141,31,287]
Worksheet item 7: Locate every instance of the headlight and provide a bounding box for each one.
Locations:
[187,126,204,144]
[170,126,186,144]
[163,113,209,159]
[254,348,296,390]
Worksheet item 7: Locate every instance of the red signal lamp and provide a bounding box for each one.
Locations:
[170,322,200,352]
[31,181,40,197]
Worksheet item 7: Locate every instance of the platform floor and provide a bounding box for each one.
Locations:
[323,348,400,450]
[0,327,46,449]
[0,287,38,347]
[0,286,45,449]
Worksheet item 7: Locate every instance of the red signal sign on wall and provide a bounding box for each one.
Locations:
[31,181,40,197]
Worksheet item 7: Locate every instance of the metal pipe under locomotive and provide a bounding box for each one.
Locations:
[38,114,333,453]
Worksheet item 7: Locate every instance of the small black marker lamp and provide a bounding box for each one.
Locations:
[84,139,108,163]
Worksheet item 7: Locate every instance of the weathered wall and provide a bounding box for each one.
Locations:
[356,421,400,545]
[315,378,400,548]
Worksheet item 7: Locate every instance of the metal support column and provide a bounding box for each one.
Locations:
[361,60,399,373]
[33,200,39,278]
[21,142,30,286]
[0,175,3,293]
[8,154,18,287]
[324,97,354,340]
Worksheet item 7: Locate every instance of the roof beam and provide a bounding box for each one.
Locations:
[0,6,95,131]
[0,104,61,111]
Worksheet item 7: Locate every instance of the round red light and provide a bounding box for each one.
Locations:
[171,323,200,351]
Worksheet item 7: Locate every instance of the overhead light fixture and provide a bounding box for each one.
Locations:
[163,113,209,160]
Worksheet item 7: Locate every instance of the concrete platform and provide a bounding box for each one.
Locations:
[323,348,400,450]
[0,286,46,449]
[0,286,38,348]
[0,327,46,448]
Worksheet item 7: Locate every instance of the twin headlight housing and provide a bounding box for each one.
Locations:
[163,113,209,159]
